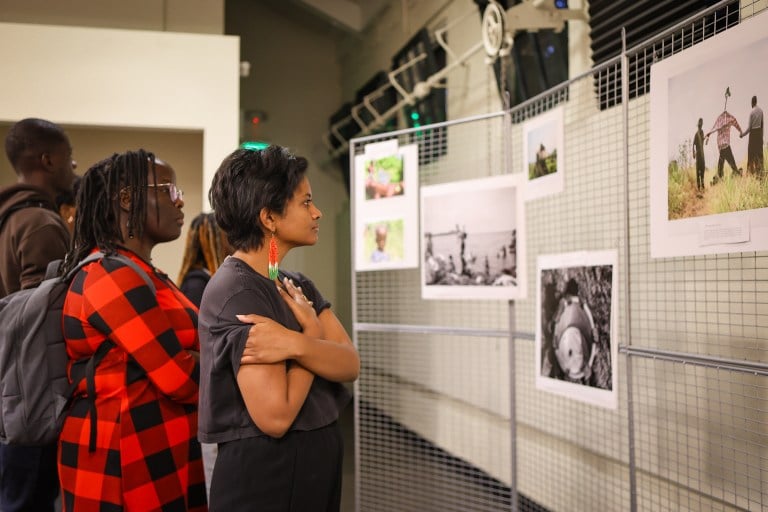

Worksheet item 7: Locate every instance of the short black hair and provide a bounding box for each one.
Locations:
[4,118,69,173]
[209,145,308,251]
[753,96,758,107]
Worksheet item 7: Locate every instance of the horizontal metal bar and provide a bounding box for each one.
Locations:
[620,345,768,376]
[354,322,534,340]
[349,109,507,146]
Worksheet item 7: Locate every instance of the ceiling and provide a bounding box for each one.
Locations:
[292,0,389,32]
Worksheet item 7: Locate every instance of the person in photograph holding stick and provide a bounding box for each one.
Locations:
[705,87,743,184]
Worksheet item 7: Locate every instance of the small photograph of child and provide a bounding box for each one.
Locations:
[364,155,405,200]
[363,219,404,264]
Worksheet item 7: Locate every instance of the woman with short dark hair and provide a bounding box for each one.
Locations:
[198,145,359,511]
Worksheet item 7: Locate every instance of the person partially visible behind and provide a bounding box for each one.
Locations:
[693,118,706,192]
[59,149,207,511]
[178,212,231,308]
[741,95,764,176]
[176,212,231,496]
[198,145,360,511]
[0,117,77,512]
[54,175,81,236]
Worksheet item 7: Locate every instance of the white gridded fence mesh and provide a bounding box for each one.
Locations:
[350,2,768,511]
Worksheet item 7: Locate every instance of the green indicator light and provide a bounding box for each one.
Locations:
[240,141,270,151]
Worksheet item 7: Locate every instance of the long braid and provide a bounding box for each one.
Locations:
[177,214,205,283]
[62,149,156,274]
[177,213,228,283]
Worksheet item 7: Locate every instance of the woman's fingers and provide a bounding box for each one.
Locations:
[277,278,313,306]
[235,314,268,324]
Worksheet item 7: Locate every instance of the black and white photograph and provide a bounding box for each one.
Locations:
[650,15,768,257]
[354,144,420,271]
[522,106,564,201]
[535,251,618,409]
[420,174,526,300]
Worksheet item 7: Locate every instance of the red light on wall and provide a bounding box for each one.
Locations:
[251,116,260,125]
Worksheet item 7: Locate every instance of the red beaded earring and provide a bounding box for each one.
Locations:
[268,231,279,280]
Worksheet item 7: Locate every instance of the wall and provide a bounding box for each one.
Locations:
[226,0,351,325]
[0,0,224,33]
[0,21,238,278]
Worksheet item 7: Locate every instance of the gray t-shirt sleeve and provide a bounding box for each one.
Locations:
[214,286,275,376]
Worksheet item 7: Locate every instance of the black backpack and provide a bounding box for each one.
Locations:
[0,252,154,446]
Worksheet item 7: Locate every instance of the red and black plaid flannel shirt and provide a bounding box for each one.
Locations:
[59,249,207,511]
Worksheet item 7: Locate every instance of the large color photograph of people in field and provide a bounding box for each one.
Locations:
[650,16,768,257]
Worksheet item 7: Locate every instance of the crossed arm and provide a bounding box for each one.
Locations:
[235,278,360,438]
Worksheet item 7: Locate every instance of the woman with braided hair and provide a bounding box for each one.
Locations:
[177,212,231,308]
[59,149,207,511]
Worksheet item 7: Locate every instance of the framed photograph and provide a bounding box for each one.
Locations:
[420,174,526,300]
[650,16,768,258]
[355,144,417,206]
[354,144,419,271]
[355,216,417,271]
[535,251,618,410]
[522,106,564,201]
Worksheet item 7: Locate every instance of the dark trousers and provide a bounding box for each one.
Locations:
[209,422,343,512]
[747,127,764,175]
[0,443,59,512]
[696,159,705,189]
[717,145,739,177]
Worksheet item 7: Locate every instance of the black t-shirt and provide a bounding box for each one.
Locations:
[179,268,210,308]
[197,256,351,443]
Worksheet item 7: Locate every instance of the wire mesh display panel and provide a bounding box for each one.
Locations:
[350,2,767,511]
[351,113,518,512]
[631,357,768,512]
[625,2,768,510]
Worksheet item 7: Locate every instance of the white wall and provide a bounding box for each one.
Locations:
[0,0,224,34]
[226,0,350,325]
[0,22,239,277]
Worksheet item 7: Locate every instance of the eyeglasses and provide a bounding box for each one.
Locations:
[147,182,183,202]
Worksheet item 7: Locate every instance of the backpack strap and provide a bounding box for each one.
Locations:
[65,252,156,451]
[64,251,156,292]
[82,340,115,452]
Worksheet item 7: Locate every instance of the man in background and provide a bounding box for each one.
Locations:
[0,118,77,512]
[741,95,764,176]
